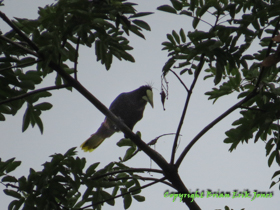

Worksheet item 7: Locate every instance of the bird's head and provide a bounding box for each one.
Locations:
[141,85,154,108]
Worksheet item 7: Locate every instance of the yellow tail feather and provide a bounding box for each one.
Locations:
[80,134,105,152]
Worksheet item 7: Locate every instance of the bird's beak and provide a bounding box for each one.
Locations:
[142,89,154,108]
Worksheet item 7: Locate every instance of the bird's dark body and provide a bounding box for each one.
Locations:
[107,85,151,130]
[80,85,153,152]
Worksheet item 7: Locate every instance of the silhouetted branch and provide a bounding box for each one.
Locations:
[0,85,69,105]
[108,176,173,188]
[175,19,280,169]
[0,11,39,52]
[90,168,164,181]
[0,34,38,57]
[1,11,201,210]
[0,59,42,72]
[170,69,189,92]
[170,54,205,165]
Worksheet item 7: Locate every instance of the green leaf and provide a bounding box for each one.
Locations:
[8,199,22,210]
[268,150,276,167]
[117,138,134,147]
[125,180,135,189]
[199,4,210,17]
[0,113,5,121]
[112,186,119,197]
[55,74,62,86]
[179,28,186,43]
[130,12,154,18]
[64,147,77,157]
[33,113,43,134]
[0,105,12,114]
[105,52,112,70]
[162,57,176,74]
[120,52,135,62]
[269,181,276,189]
[86,162,100,176]
[73,200,86,209]
[34,102,52,111]
[265,138,275,156]
[172,30,180,44]
[2,175,18,182]
[167,34,176,45]
[271,170,280,179]
[132,20,151,31]
[129,25,145,39]
[22,107,31,132]
[133,195,145,202]
[123,147,136,161]
[192,17,200,29]
[180,10,193,16]
[124,194,132,209]
[32,92,52,103]
[129,186,141,195]
[157,5,177,14]
[4,189,21,199]
[101,191,115,206]
[170,0,183,10]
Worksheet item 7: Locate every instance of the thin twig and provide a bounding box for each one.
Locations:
[0,11,39,52]
[170,69,189,92]
[0,59,42,72]
[147,133,178,146]
[175,90,257,168]
[108,176,174,188]
[0,34,38,57]
[239,106,265,112]
[0,85,69,105]
[170,54,205,165]
[90,168,163,181]
[123,133,178,162]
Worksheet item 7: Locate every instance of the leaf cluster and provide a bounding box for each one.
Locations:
[158,0,280,191]
[0,0,152,133]
[0,148,148,210]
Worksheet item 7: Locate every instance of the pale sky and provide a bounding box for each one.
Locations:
[1,0,279,209]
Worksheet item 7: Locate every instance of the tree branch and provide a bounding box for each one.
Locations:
[1,10,201,209]
[0,85,69,105]
[175,90,257,168]
[48,62,201,209]
[175,19,280,169]
[0,59,42,72]
[108,176,174,188]
[170,69,189,92]
[170,54,205,165]
[90,168,164,181]
[0,34,38,57]
[0,11,39,52]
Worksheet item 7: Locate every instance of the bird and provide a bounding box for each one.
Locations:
[80,85,154,152]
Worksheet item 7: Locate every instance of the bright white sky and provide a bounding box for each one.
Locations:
[1,0,280,209]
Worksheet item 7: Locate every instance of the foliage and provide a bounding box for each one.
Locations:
[0,148,147,210]
[158,0,280,192]
[0,0,152,132]
[2,0,280,209]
